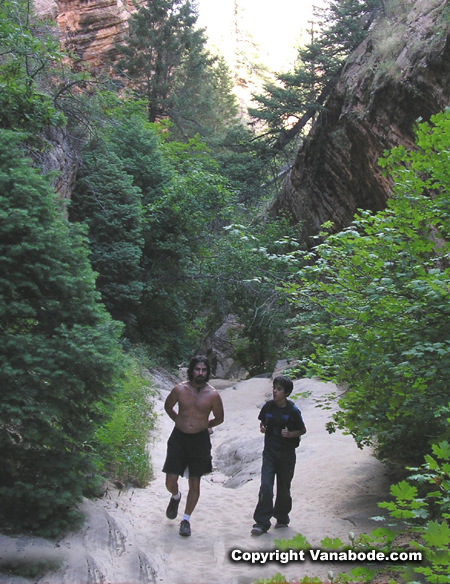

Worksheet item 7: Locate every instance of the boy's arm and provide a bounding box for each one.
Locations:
[258,405,267,433]
[281,426,306,438]
[282,407,306,438]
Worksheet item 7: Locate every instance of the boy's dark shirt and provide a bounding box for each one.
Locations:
[258,399,305,452]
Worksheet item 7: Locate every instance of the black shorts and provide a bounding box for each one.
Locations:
[162,427,212,478]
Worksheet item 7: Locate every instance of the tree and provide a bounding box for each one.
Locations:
[171,54,239,141]
[69,146,144,332]
[285,110,450,462]
[117,0,201,124]
[248,23,324,145]
[69,93,174,340]
[0,0,65,132]
[0,130,125,534]
[200,216,304,375]
[117,1,241,141]
[249,0,381,153]
[210,122,273,205]
[136,135,237,358]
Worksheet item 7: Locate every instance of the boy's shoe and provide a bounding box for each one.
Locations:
[166,494,181,519]
[251,524,268,536]
[179,519,191,537]
[275,522,289,529]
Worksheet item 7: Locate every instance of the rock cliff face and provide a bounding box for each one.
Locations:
[33,0,137,199]
[271,0,450,244]
[35,0,136,68]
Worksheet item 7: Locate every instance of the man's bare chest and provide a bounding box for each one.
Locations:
[178,389,213,413]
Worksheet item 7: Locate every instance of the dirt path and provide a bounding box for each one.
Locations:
[0,376,394,584]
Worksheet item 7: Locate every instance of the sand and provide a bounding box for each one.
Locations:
[0,375,395,584]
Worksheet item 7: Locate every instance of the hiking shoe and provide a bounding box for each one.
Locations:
[166,494,181,520]
[275,522,289,529]
[251,524,268,536]
[179,519,191,537]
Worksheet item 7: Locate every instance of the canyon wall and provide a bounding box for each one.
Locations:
[33,0,450,234]
[270,0,450,244]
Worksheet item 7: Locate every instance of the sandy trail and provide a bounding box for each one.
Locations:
[0,375,394,584]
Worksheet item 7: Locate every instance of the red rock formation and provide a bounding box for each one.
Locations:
[271,0,450,245]
[35,0,136,69]
[32,0,139,201]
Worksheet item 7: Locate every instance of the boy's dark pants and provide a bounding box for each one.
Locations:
[253,448,296,530]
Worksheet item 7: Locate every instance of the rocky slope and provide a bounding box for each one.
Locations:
[270,0,450,244]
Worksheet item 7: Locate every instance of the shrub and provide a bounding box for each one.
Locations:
[94,367,157,487]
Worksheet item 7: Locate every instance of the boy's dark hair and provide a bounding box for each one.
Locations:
[273,375,294,397]
[187,356,211,382]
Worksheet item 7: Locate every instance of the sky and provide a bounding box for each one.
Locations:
[196,0,322,72]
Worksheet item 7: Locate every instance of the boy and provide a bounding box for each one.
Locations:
[251,376,306,535]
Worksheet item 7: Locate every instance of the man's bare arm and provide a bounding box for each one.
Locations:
[164,386,180,423]
[208,392,224,429]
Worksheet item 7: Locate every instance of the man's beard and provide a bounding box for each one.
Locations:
[195,375,205,384]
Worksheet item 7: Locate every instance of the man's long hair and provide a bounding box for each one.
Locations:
[187,356,211,382]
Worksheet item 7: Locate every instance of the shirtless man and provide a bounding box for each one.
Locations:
[162,356,224,537]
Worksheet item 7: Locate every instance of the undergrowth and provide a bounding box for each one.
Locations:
[94,366,157,487]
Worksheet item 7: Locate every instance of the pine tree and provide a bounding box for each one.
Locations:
[169,44,239,141]
[117,0,200,124]
[0,130,125,534]
[249,0,381,152]
[69,146,144,332]
[248,23,324,140]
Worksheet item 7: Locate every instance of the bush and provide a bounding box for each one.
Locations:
[286,110,450,462]
[0,130,126,535]
[94,367,157,487]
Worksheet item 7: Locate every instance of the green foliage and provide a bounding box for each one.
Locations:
[169,41,238,141]
[210,123,273,205]
[0,129,127,535]
[0,0,65,131]
[285,109,450,461]
[248,24,325,143]
[202,56,240,135]
[68,91,250,365]
[138,133,237,359]
[315,0,381,71]
[378,481,428,521]
[202,217,304,375]
[70,145,144,329]
[376,437,450,583]
[94,367,157,487]
[117,0,196,122]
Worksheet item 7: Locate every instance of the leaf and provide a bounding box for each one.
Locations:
[422,521,450,548]
[432,442,450,461]
[320,536,344,549]
[391,480,419,501]
[274,532,311,551]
